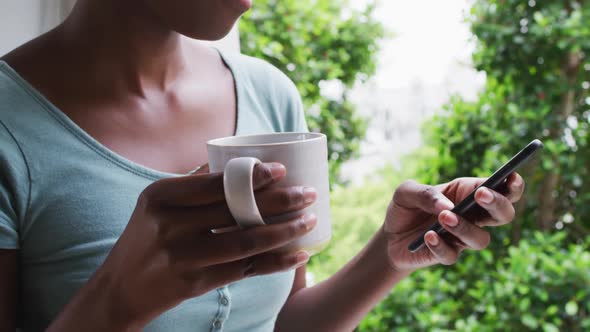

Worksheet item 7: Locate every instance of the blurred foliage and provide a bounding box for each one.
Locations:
[417,0,590,239]
[309,0,590,331]
[310,170,590,331]
[360,230,590,331]
[240,0,386,183]
[308,165,404,282]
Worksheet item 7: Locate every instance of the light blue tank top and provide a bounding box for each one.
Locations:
[0,49,308,331]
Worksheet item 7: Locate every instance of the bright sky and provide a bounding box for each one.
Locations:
[340,0,481,183]
[354,0,475,89]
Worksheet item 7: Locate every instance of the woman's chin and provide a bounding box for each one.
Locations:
[224,0,252,13]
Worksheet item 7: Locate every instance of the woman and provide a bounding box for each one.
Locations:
[0,0,524,331]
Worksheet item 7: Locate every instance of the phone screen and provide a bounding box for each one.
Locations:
[407,139,544,253]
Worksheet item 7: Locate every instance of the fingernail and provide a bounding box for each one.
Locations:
[269,163,286,180]
[426,232,439,246]
[302,214,317,231]
[512,176,523,188]
[303,187,317,204]
[295,251,310,266]
[478,188,494,204]
[435,195,454,211]
[442,211,458,227]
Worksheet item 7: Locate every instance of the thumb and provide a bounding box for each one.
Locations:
[393,180,455,214]
[189,164,210,175]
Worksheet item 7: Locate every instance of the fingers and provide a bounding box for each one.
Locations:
[195,257,254,290]
[394,180,455,214]
[157,185,318,237]
[239,250,310,276]
[144,162,286,207]
[256,186,317,217]
[424,231,460,265]
[184,214,317,267]
[504,172,525,203]
[195,250,310,292]
[474,187,516,227]
[157,203,237,239]
[252,162,287,190]
[439,211,491,250]
[141,173,224,207]
[424,211,491,265]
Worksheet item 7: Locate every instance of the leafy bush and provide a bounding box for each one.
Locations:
[358,231,590,332]
[240,0,386,183]
[423,0,590,237]
[414,79,550,250]
[308,170,400,282]
[252,0,590,330]
[309,176,590,331]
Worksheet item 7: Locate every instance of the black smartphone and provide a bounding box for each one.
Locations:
[407,139,544,253]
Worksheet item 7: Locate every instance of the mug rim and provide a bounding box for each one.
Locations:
[207,132,326,147]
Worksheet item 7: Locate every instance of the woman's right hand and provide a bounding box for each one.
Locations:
[50,162,317,331]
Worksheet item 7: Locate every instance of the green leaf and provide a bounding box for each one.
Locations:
[546,305,559,316]
[240,0,385,185]
[543,323,559,332]
[522,314,538,329]
[566,301,579,316]
[519,297,531,311]
[481,250,493,263]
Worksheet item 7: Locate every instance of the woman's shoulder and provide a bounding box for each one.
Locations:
[0,61,36,171]
[0,59,64,175]
[0,70,31,238]
[0,61,35,124]
[220,51,300,103]
[219,50,308,132]
[0,60,50,129]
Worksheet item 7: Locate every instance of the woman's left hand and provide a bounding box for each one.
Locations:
[383,173,525,272]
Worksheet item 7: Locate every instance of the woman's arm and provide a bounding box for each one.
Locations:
[46,164,318,331]
[0,250,17,331]
[277,174,525,332]
[277,227,407,332]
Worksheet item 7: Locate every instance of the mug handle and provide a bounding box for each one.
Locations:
[223,157,266,228]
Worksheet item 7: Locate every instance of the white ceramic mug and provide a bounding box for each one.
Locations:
[207,132,331,255]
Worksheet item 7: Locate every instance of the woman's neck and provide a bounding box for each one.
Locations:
[59,0,191,96]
